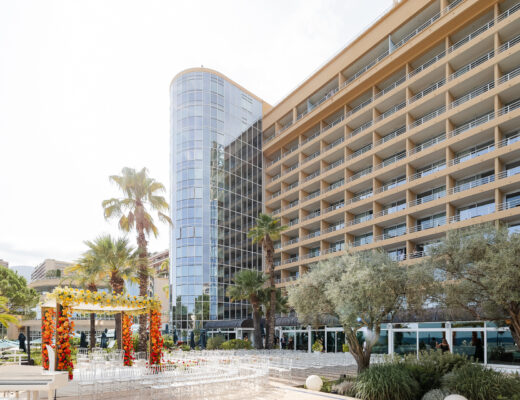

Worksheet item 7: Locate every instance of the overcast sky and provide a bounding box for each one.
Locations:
[0,0,392,267]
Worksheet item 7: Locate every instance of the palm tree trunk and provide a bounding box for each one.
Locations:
[137,228,149,353]
[251,298,263,350]
[264,237,276,350]
[88,284,97,349]
[111,274,125,350]
[89,313,96,349]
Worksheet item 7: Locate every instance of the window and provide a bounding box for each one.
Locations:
[417,186,446,204]
[353,210,373,224]
[454,171,494,193]
[417,213,446,231]
[416,160,446,177]
[454,140,494,164]
[383,223,406,239]
[505,192,520,209]
[387,248,406,261]
[457,200,495,221]
[354,232,373,246]
[382,175,406,191]
[383,199,406,215]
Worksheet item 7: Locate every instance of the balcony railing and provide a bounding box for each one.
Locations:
[302,251,321,260]
[324,158,344,172]
[348,167,373,182]
[449,81,494,109]
[323,202,345,214]
[304,191,321,202]
[325,179,345,193]
[450,175,495,195]
[409,79,446,104]
[283,256,299,265]
[408,191,446,208]
[285,237,299,246]
[375,152,406,171]
[375,101,406,122]
[448,144,494,167]
[449,203,495,223]
[409,106,446,130]
[376,178,406,195]
[350,120,373,138]
[408,216,447,234]
[302,130,321,145]
[499,66,520,85]
[409,163,446,182]
[347,214,373,227]
[497,166,520,180]
[324,137,345,152]
[302,231,321,241]
[348,145,372,162]
[323,223,345,234]
[497,198,520,212]
[303,170,321,183]
[408,133,446,156]
[303,151,320,164]
[375,126,407,147]
[288,218,299,227]
[303,210,321,221]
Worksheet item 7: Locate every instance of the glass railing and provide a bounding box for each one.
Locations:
[450,175,494,194]
[449,144,494,166]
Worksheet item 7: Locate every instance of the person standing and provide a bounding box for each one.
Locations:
[18,331,26,353]
[436,338,450,353]
[101,329,108,349]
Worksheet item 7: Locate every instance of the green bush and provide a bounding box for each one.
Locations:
[353,364,420,400]
[180,344,191,351]
[442,363,520,400]
[421,389,451,400]
[400,350,470,396]
[342,343,349,353]
[206,335,225,350]
[132,333,139,352]
[331,376,357,396]
[312,339,323,352]
[220,339,253,350]
[163,336,175,350]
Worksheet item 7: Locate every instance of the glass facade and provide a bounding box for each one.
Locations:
[170,70,263,330]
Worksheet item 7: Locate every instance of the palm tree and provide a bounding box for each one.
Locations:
[102,167,171,351]
[227,270,266,350]
[259,287,289,347]
[84,235,137,349]
[64,253,106,349]
[247,213,287,349]
[0,296,18,329]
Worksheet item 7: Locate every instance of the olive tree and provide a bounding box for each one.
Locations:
[288,250,431,372]
[427,223,520,349]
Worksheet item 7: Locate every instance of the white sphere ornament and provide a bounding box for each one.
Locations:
[444,395,468,400]
[305,375,323,391]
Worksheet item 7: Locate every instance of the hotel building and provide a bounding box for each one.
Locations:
[262,0,520,361]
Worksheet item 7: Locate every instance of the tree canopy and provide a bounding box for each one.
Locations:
[426,223,520,348]
[0,265,39,314]
[288,250,432,371]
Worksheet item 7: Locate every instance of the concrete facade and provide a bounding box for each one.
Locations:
[261,0,520,288]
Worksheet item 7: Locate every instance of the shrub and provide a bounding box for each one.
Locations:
[312,339,323,352]
[163,336,175,350]
[206,335,225,350]
[442,363,520,400]
[332,376,357,397]
[180,344,191,351]
[421,389,451,400]
[220,339,253,350]
[342,343,349,353]
[353,364,420,400]
[400,350,470,396]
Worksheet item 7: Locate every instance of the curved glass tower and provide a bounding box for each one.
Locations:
[170,68,264,330]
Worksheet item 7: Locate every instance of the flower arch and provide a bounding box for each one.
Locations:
[41,287,163,379]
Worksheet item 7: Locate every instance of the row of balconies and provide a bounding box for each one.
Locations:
[267,99,520,213]
[273,161,520,244]
[266,36,520,182]
[273,197,520,267]
[264,1,519,148]
[265,0,471,143]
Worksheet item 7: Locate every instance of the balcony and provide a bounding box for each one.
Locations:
[375,126,406,147]
[449,143,494,167]
[409,79,446,104]
[324,159,344,172]
[408,133,446,156]
[350,120,373,138]
[376,101,406,123]
[450,202,495,223]
[348,144,372,161]
[283,256,299,265]
[450,174,495,195]
[449,81,494,110]
[303,210,321,221]
[302,230,321,241]
[409,162,446,182]
[375,151,406,171]
[409,106,445,130]
[349,166,373,183]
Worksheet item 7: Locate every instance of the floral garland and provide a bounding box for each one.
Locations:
[47,287,160,314]
[122,313,134,366]
[149,309,163,365]
[56,306,74,380]
[41,308,55,370]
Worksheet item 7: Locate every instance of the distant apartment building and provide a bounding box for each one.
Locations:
[0,259,8,268]
[29,259,72,294]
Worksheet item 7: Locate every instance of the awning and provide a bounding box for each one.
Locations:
[204,319,253,329]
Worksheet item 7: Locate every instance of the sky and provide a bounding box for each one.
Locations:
[0,0,393,267]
